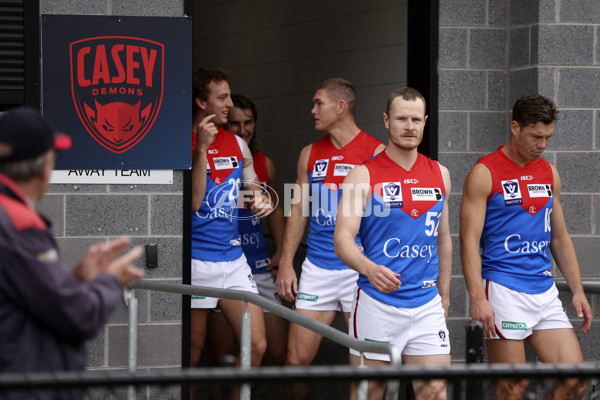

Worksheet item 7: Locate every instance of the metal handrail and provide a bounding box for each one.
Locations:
[132,280,401,363]
[130,280,402,400]
[556,280,600,295]
[1,363,599,390]
[130,279,600,348]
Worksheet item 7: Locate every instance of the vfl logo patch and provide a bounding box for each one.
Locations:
[502,321,527,330]
[501,179,523,206]
[70,36,164,154]
[439,330,449,347]
[382,182,403,208]
[333,163,356,176]
[312,159,329,182]
[297,292,318,302]
[528,184,552,198]
[213,157,239,170]
[411,187,442,201]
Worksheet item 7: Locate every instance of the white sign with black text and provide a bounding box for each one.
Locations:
[50,170,173,184]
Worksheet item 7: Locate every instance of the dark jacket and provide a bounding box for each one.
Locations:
[0,173,120,399]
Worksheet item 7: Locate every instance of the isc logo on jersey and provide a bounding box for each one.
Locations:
[528,184,552,198]
[312,159,329,182]
[213,157,239,170]
[501,179,523,206]
[411,187,442,201]
[382,182,403,208]
[333,163,356,176]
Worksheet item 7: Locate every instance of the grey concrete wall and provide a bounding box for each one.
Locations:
[438,0,511,362]
[39,1,185,399]
[439,0,600,364]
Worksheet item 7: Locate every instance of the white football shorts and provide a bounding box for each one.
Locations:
[349,288,450,361]
[294,258,358,313]
[485,279,572,340]
[191,255,258,308]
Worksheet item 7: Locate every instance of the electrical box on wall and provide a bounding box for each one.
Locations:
[146,244,158,268]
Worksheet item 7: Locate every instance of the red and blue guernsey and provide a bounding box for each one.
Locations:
[238,152,271,275]
[359,152,445,308]
[306,131,383,270]
[191,127,245,262]
[478,146,554,294]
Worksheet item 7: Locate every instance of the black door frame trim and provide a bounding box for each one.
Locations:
[407,0,439,160]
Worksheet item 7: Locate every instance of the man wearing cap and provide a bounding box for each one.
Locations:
[0,107,145,400]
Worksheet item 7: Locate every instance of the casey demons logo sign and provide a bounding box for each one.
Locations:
[70,36,164,154]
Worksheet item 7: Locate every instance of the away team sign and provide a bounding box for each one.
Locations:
[42,15,191,169]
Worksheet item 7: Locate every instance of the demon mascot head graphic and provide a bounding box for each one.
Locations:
[84,100,152,147]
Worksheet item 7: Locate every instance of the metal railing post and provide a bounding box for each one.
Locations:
[240,301,251,400]
[384,345,402,400]
[124,288,138,400]
[356,353,368,400]
[465,321,484,400]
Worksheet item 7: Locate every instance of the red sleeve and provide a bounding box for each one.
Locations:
[252,152,269,184]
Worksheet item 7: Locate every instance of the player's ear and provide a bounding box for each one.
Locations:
[195,97,207,111]
[383,112,390,129]
[510,120,520,136]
